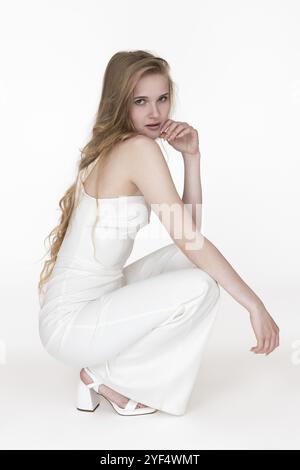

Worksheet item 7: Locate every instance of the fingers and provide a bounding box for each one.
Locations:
[275,330,280,348]
[167,126,191,143]
[167,126,186,141]
[160,120,178,136]
[249,309,280,356]
[251,338,264,354]
[161,120,188,138]
[264,337,271,355]
[268,330,281,354]
[160,119,172,133]
[268,324,280,354]
[173,127,190,140]
[251,330,280,355]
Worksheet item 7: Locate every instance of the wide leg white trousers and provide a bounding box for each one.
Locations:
[47,242,221,416]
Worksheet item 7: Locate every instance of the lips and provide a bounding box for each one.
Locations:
[146,123,160,129]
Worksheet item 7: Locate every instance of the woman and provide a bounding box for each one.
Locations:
[38,50,279,417]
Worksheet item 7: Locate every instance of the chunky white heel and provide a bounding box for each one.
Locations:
[76,378,101,412]
[76,367,158,416]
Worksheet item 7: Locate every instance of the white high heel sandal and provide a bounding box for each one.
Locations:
[76,367,158,416]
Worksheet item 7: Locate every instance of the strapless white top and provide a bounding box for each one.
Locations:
[38,181,151,311]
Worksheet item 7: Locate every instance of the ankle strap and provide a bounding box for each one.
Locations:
[84,367,103,388]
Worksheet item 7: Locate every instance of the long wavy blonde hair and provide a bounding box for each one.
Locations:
[38,49,176,298]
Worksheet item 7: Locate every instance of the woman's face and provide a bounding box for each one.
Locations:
[129,73,171,139]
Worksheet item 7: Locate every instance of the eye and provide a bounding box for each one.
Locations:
[134,96,168,105]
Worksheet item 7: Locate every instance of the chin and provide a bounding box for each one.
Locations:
[139,131,156,139]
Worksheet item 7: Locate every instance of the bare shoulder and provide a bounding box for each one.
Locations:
[115,135,164,179]
[121,134,160,154]
[119,134,180,207]
[121,135,165,165]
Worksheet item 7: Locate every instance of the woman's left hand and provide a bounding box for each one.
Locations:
[160,119,200,156]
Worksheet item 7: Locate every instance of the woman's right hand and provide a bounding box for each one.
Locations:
[249,305,280,355]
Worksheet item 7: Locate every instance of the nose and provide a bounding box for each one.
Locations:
[148,102,160,119]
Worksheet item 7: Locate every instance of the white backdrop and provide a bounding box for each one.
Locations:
[0,0,299,450]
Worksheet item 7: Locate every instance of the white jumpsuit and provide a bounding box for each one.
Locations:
[38,177,221,416]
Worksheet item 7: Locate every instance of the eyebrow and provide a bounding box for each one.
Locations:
[133,92,169,99]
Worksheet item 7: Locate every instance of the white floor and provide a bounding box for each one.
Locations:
[1,288,299,450]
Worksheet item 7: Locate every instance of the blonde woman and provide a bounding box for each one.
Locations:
[38,50,279,417]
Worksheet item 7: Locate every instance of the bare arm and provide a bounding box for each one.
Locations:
[181,153,258,312]
[181,152,202,232]
[128,135,261,313]
[127,135,280,355]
